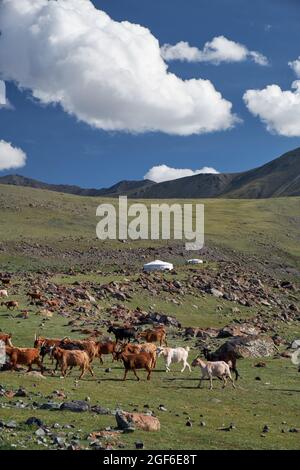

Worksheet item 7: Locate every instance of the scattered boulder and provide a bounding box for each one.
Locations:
[53,436,65,447]
[209,288,224,298]
[280,351,292,359]
[135,441,144,449]
[60,400,90,413]
[272,334,286,346]
[218,323,261,338]
[184,327,218,339]
[280,281,295,290]
[116,411,160,432]
[15,387,28,397]
[25,417,44,427]
[145,312,181,328]
[158,405,167,412]
[39,402,61,411]
[214,335,276,358]
[26,371,46,379]
[291,339,300,350]
[6,420,18,429]
[35,428,46,437]
[289,428,300,433]
[91,405,111,415]
[254,362,266,368]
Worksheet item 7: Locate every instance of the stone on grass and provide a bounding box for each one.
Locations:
[116,411,160,432]
[25,417,44,427]
[39,402,61,411]
[60,400,90,413]
[214,335,275,359]
[6,421,18,429]
[35,428,46,437]
[135,441,144,449]
[26,371,46,379]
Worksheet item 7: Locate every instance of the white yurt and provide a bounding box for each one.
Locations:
[143,260,174,272]
[187,259,203,265]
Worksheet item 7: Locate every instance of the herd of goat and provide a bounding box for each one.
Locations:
[0,280,240,390]
[0,324,238,390]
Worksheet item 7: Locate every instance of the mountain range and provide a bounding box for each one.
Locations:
[0,147,299,199]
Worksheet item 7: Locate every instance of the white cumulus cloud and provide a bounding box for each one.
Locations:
[244,81,300,137]
[144,164,219,183]
[0,0,237,136]
[0,80,6,106]
[161,36,269,66]
[289,57,300,77]
[0,140,27,171]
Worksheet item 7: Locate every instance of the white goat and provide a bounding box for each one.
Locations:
[192,357,235,390]
[157,346,191,373]
[0,290,8,298]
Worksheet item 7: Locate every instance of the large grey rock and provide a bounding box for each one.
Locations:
[215,335,276,358]
[60,400,90,413]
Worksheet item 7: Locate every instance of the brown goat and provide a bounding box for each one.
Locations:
[116,351,154,381]
[45,299,60,308]
[27,292,43,301]
[138,328,167,346]
[34,335,68,365]
[62,338,98,362]
[34,335,66,349]
[51,346,93,379]
[5,346,44,373]
[1,301,19,311]
[96,341,118,364]
[121,342,157,368]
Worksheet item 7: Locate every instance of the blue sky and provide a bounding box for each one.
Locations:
[0,0,300,188]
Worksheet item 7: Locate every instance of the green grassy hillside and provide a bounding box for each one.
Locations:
[0,184,299,271]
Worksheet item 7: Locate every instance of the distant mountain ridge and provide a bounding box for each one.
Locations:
[0,147,299,199]
[0,174,154,197]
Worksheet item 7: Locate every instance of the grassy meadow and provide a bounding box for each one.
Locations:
[0,184,299,450]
